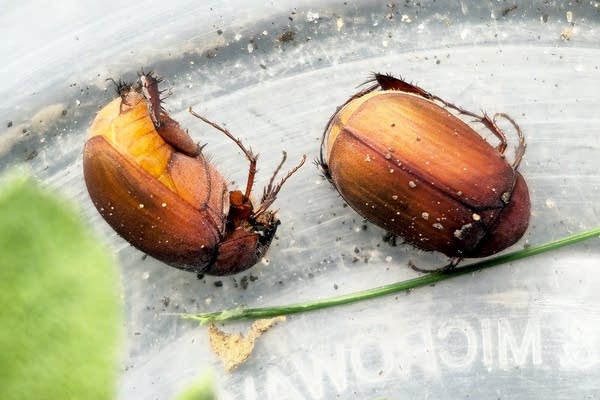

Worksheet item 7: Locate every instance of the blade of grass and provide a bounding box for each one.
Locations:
[182,227,600,324]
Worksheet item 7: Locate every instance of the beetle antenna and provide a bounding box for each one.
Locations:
[253,154,306,218]
[188,108,259,199]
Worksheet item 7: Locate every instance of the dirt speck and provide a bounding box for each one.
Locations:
[277,30,295,43]
[383,231,398,246]
[501,5,518,17]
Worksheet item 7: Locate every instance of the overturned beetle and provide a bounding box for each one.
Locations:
[84,71,305,275]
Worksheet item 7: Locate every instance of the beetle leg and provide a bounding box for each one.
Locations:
[478,113,508,154]
[188,107,258,199]
[262,151,288,201]
[374,73,483,123]
[373,73,528,169]
[408,91,512,155]
[253,153,307,219]
[409,257,463,273]
[138,70,164,128]
[374,73,436,99]
[188,108,258,199]
[374,73,528,169]
[494,113,526,170]
[254,152,288,216]
[472,112,526,170]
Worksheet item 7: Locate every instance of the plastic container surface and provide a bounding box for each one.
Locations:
[1,1,599,399]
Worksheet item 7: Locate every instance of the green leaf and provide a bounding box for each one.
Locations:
[173,371,216,400]
[0,174,121,400]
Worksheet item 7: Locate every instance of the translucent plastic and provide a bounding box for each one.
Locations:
[1,1,599,399]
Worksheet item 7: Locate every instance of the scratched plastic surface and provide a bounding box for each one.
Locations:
[1,1,599,399]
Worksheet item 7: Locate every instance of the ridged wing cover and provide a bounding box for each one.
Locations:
[326,91,524,257]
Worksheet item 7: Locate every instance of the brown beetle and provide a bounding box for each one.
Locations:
[83,72,305,275]
[319,73,530,268]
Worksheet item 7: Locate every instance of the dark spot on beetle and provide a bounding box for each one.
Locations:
[61,109,68,117]
[197,273,205,280]
[333,283,339,290]
[214,280,223,287]
[216,29,223,35]
[161,296,170,307]
[7,121,12,128]
[354,246,360,254]
[352,257,359,263]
